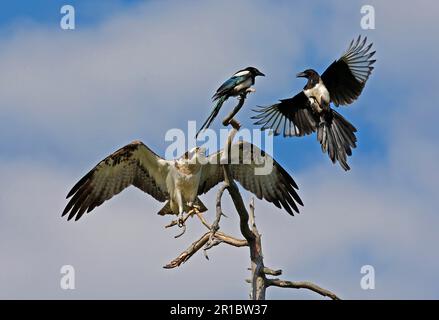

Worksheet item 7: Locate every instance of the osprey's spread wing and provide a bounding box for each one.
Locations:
[321,36,376,106]
[63,141,170,221]
[198,141,303,215]
[252,91,318,137]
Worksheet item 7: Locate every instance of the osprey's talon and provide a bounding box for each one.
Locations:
[178,216,185,228]
[187,208,197,218]
[188,206,200,221]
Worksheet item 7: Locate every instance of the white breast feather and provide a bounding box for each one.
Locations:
[304,82,330,106]
[234,78,253,93]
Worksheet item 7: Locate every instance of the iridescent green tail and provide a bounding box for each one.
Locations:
[196,95,227,138]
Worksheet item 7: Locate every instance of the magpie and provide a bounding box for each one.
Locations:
[252,36,376,171]
[196,66,265,138]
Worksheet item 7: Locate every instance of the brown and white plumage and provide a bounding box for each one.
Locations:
[63,140,303,221]
[63,141,170,221]
[198,141,303,215]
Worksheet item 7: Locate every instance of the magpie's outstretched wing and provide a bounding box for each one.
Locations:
[198,141,303,215]
[62,141,170,221]
[212,73,250,100]
[321,36,376,106]
[253,93,358,170]
[252,91,318,137]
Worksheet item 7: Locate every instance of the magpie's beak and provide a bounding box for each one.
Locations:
[296,71,307,78]
[256,70,265,77]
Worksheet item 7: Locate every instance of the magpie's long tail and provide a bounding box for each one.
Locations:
[317,109,357,171]
[196,95,228,138]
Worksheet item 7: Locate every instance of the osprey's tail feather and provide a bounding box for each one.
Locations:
[157,201,173,216]
[189,197,208,213]
[317,109,357,171]
[196,95,228,138]
[157,197,208,216]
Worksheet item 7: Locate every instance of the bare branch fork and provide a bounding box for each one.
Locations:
[164,95,340,300]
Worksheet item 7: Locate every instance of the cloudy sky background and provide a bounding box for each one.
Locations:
[0,0,438,299]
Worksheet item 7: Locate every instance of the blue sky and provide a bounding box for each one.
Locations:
[0,1,143,29]
[0,0,386,170]
[0,0,438,299]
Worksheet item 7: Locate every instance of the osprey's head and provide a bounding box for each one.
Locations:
[245,66,265,77]
[182,147,207,164]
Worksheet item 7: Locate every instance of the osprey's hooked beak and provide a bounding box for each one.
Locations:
[186,147,206,161]
[188,149,196,159]
[296,71,307,78]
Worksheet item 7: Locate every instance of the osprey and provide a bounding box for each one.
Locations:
[196,66,265,138]
[252,36,376,170]
[62,140,302,221]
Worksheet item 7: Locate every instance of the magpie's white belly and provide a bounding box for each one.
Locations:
[304,83,330,108]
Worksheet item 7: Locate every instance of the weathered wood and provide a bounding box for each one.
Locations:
[164,95,340,300]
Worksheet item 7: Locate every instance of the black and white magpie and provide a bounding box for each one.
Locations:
[196,66,264,138]
[252,36,376,171]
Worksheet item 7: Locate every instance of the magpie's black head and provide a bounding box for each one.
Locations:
[245,67,265,77]
[296,69,320,80]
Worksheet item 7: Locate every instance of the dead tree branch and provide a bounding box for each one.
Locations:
[164,95,340,300]
[222,92,248,126]
[219,111,340,300]
[267,279,341,300]
[210,115,267,299]
[163,231,247,269]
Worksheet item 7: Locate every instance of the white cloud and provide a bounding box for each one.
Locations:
[0,0,306,160]
[1,138,438,299]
